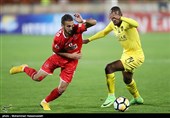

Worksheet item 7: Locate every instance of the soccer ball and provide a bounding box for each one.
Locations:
[113,96,130,112]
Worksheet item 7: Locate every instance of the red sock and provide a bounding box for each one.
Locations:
[24,67,44,81]
[24,67,37,78]
[45,88,62,103]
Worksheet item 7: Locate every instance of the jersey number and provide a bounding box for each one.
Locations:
[125,57,134,63]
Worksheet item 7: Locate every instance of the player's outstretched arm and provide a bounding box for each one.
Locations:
[83,22,113,44]
[74,13,97,28]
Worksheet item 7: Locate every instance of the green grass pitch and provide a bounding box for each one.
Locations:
[0,33,170,114]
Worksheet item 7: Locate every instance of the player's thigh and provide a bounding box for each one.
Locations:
[105,60,124,73]
[41,55,59,74]
[60,61,78,83]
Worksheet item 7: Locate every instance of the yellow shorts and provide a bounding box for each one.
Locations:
[120,53,144,73]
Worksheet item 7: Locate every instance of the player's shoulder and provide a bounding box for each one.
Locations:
[73,24,80,29]
[107,21,115,29]
[54,29,64,39]
[74,23,86,33]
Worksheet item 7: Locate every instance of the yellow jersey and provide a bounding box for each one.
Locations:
[89,17,144,55]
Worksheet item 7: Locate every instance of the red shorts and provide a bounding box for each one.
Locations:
[41,54,78,83]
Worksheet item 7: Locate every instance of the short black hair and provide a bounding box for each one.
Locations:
[61,14,73,25]
[110,6,122,16]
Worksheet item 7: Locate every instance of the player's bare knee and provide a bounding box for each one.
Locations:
[123,78,132,84]
[105,64,110,72]
[58,89,65,94]
[32,76,44,82]
[58,88,66,94]
[105,64,114,73]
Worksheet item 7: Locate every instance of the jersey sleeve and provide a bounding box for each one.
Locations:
[52,37,61,53]
[88,22,113,42]
[120,17,138,29]
[52,30,63,53]
[74,24,87,33]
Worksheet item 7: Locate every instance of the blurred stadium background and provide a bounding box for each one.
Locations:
[0,0,170,35]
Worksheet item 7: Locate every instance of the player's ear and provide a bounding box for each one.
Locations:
[119,11,123,16]
[109,13,112,20]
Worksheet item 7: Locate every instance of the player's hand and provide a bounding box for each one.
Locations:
[70,52,82,60]
[74,13,84,23]
[83,39,90,44]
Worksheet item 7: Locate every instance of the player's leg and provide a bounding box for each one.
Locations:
[40,60,76,110]
[24,67,48,81]
[122,71,144,105]
[27,55,59,81]
[101,60,124,108]
[40,79,69,110]
[120,54,144,105]
[10,64,47,81]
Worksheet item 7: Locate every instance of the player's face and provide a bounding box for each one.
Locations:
[110,11,121,26]
[63,21,74,36]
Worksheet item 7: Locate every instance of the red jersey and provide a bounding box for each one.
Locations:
[52,24,87,54]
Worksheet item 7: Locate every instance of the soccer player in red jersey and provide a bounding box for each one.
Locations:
[10,13,97,110]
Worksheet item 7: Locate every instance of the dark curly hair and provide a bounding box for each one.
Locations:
[110,6,122,16]
[61,14,73,25]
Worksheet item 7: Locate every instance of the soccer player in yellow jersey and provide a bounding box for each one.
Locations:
[83,6,145,108]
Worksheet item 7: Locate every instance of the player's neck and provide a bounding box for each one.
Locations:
[117,21,122,27]
[63,31,70,38]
